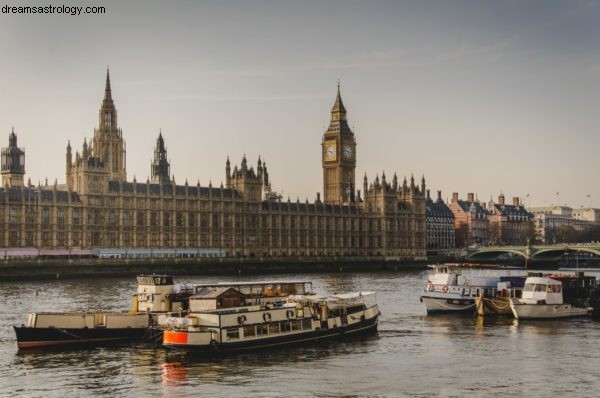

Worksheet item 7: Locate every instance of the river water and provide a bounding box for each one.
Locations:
[1,269,600,397]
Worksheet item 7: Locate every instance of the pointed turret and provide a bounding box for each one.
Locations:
[151,130,170,183]
[99,68,117,130]
[1,127,25,187]
[331,81,347,122]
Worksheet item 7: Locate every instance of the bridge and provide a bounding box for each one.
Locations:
[466,244,600,261]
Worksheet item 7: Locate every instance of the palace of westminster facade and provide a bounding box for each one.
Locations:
[0,71,426,258]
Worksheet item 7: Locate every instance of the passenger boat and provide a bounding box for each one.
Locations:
[509,275,595,319]
[420,263,527,314]
[162,288,379,352]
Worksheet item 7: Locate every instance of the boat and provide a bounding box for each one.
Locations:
[475,276,527,316]
[509,275,595,319]
[13,275,187,350]
[14,275,316,350]
[162,287,379,352]
[420,263,527,314]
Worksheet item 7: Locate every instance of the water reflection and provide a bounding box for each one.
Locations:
[2,271,600,396]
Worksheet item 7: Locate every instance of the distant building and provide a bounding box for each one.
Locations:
[449,192,490,247]
[487,195,534,245]
[529,206,595,244]
[572,208,600,223]
[425,190,455,251]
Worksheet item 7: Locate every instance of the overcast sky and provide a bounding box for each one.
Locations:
[1,0,599,207]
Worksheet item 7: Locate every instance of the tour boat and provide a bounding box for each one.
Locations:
[420,263,527,314]
[162,288,379,352]
[14,275,315,350]
[510,275,594,319]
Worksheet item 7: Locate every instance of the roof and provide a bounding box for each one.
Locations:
[426,200,454,218]
[0,187,80,203]
[191,287,243,299]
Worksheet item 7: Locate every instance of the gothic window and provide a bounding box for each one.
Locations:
[42,207,50,225]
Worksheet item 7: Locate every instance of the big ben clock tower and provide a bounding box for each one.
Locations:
[322,83,356,204]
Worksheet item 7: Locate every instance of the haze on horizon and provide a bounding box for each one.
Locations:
[1,0,599,208]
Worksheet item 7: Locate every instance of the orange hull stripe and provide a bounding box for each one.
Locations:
[163,331,188,344]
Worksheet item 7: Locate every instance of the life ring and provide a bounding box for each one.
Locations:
[210,339,219,350]
[286,310,294,319]
[263,312,272,322]
[441,285,449,293]
[237,315,246,325]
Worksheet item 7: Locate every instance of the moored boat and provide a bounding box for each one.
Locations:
[509,276,594,319]
[14,276,316,350]
[162,288,379,352]
[420,263,527,314]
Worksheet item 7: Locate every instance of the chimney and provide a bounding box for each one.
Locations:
[499,194,505,205]
[467,193,474,202]
[437,190,442,203]
[426,189,431,201]
[513,197,519,206]
[452,192,459,203]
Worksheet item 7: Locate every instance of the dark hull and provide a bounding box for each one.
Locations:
[165,316,378,353]
[14,326,149,349]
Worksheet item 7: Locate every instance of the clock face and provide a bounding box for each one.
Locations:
[343,145,353,159]
[324,141,336,161]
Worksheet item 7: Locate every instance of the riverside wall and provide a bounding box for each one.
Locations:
[0,256,430,281]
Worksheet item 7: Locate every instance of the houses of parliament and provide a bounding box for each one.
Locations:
[0,71,426,259]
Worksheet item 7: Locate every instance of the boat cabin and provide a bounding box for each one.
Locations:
[189,287,247,312]
[521,277,563,305]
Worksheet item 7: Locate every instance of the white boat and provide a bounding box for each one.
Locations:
[509,276,592,319]
[420,263,527,314]
[162,288,379,352]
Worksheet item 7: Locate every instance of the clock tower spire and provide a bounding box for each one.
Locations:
[322,82,356,204]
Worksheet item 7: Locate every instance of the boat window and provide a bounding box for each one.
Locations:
[291,320,302,331]
[268,323,280,335]
[534,284,546,292]
[256,324,268,336]
[524,284,534,292]
[243,325,256,338]
[302,318,312,330]
[226,328,240,341]
[557,285,562,293]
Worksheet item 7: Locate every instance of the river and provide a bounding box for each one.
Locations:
[1,269,599,397]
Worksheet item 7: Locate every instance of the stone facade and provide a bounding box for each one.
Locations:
[487,195,534,246]
[0,71,426,259]
[425,190,455,251]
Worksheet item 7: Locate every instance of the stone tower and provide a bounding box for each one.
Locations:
[151,131,170,183]
[91,69,127,182]
[322,83,356,204]
[1,127,25,187]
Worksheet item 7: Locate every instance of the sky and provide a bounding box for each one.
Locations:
[1,0,599,208]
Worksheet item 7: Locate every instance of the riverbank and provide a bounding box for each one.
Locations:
[0,256,430,281]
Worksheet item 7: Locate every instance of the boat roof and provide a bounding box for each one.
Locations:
[191,287,244,299]
[429,263,500,269]
[194,280,312,287]
[525,276,562,285]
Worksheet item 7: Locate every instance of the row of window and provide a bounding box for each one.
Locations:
[225,319,313,341]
